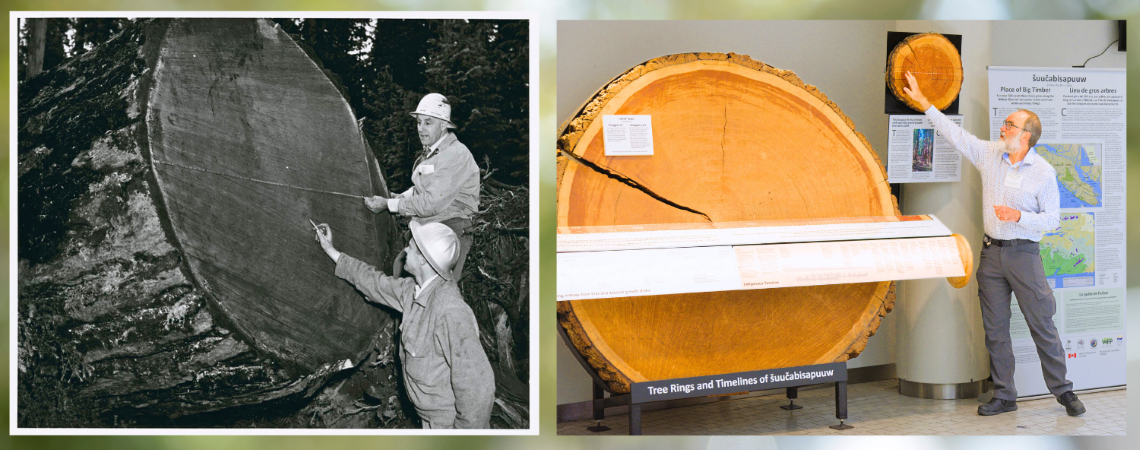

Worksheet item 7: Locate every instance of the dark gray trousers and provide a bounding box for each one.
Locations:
[977,240,1073,400]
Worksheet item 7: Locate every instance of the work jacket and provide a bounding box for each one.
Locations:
[335,254,495,428]
[399,133,480,224]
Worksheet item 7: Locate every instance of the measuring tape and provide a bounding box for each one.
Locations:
[152,159,368,200]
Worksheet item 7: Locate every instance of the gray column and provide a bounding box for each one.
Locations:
[894,20,991,399]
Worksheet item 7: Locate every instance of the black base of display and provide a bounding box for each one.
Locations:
[780,386,805,410]
[592,362,851,435]
[779,401,804,410]
[586,420,611,432]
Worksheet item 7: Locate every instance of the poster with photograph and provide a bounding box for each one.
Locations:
[887,114,963,182]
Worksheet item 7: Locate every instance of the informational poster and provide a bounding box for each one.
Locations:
[603,115,654,156]
[988,67,1126,396]
[887,114,963,182]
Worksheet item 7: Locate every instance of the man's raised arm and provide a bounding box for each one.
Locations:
[901,71,993,167]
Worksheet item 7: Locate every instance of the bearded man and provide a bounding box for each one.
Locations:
[903,71,1084,417]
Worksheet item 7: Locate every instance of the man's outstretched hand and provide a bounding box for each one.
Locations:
[901,71,933,111]
[314,223,342,262]
[364,195,388,213]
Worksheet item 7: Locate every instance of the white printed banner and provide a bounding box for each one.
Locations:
[556,236,964,301]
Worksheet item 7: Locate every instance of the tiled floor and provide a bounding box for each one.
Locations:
[557,379,1126,436]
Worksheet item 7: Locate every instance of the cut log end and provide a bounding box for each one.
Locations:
[947,233,974,289]
[886,33,963,112]
[557,52,909,395]
[557,301,633,393]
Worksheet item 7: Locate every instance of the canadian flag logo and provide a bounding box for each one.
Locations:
[1068,353,1077,359]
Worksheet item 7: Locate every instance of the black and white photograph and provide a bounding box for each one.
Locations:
[13,13,535,432]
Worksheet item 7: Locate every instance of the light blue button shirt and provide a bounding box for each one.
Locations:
[924,106,1060,241]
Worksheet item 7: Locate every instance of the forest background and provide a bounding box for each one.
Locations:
[17,17,530,187]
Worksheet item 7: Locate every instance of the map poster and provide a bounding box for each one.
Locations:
[887,114,963,182]
[1041,211,1095,289]
[988,67,1126,395]
[1035,141,1105,209]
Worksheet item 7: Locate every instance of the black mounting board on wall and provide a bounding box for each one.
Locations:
[1119,20,1126,51]
[885,31,962,115]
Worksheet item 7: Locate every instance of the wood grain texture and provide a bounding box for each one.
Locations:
[557,52,899,394]
[947,233,974,289]
[886,33,963,112]
[147,19,394,373]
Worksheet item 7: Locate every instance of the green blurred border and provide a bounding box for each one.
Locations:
[4,1,1139,448]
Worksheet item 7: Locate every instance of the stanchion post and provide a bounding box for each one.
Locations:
[586,382,612,432]
[593,382,606,420]
[829,381,853,430]
[629,402,642,435]
[781,386,803,410]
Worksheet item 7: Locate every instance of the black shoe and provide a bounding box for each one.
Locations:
[978,398,1017,416]
[1058,391,1085,417]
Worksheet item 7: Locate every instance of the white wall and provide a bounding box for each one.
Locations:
[989,20,1125,69]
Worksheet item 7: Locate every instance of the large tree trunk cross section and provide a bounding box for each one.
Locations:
[147,19,395,372]
[557,52,901,394]
[886,33,964,112]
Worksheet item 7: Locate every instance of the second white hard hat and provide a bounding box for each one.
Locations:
[409,221,459,280]
[410,93,456,129]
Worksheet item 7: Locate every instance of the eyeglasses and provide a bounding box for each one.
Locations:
[1002,120,1023,131]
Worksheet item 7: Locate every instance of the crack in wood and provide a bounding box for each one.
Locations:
[721,104,727,177]
[905,40,920,69]
[562,151,712,222]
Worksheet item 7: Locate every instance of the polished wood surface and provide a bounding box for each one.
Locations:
[557,53,899,394]
[886,33,964,112]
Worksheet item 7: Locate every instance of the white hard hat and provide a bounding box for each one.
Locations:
[409,221,459,281]
[410,93,456,129]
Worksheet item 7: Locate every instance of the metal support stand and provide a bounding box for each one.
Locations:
[629,403,642,435]
[586,382,611,432]
[780,386,804,410]
[828,381,853,430]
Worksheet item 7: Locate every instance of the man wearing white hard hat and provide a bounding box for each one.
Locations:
[365,93,480,280]
[314,220,495,429]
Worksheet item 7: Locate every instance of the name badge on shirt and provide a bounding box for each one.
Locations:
[1004,171,1023,190]
[417,164,435,175]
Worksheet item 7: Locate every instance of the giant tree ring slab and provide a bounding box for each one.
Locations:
[146,19,394,373]
[557,52,899,394]
[886,32,963,112]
